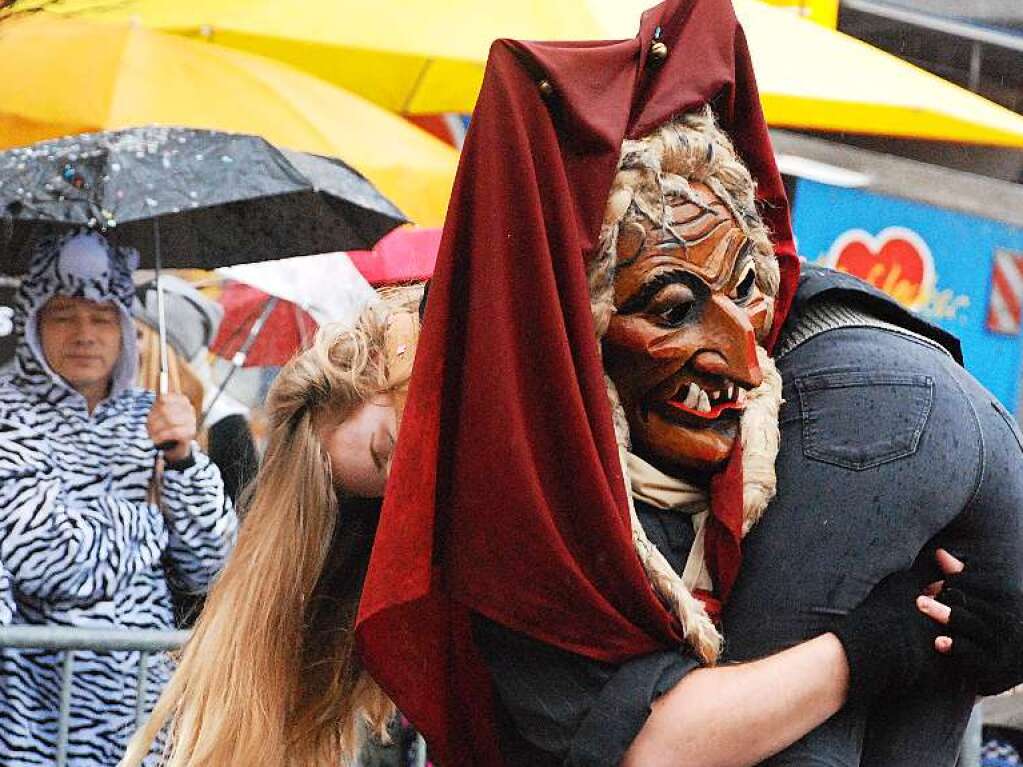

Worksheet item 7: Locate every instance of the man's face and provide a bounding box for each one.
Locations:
[39,295,122,396]
[604,182,772,476]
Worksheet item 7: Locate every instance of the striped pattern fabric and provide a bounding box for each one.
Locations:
[987,249,1023,336]
[0,565,14,626]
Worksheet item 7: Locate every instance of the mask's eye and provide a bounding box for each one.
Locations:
[732,265,757,305]
[655,300,695,328]
[633,278,699,327]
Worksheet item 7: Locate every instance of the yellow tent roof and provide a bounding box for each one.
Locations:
[54,0,1023,147]
[0,13,458,226]
[756,0,839,29]
[735,0,1023,147]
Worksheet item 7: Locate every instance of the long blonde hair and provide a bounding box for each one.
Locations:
[122,288,422,767]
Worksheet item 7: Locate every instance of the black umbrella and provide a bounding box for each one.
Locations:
[0,125,407,391]
[0,125,406,272]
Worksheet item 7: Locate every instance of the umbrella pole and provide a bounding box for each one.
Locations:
[150,220,172,505]
[153,221,170,396]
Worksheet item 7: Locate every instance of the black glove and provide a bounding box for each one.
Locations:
[832,569,949,708]
[938,570,1023,695]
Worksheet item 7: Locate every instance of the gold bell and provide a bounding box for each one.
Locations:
[648,40,669,69]
[537,79,555,99]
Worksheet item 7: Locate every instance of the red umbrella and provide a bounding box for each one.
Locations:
[347,226,441,286]
[209,281,318,367]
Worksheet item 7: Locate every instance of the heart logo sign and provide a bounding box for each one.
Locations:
[825,227,936,310]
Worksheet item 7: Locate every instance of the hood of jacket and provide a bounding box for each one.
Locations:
[13,229,139,406]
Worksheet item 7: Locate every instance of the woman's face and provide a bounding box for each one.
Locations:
[322,394,397,498]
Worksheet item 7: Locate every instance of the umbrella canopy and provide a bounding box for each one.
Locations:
[347,226,441,286]
[212,251,375,370]
[58,0,1023,146]
[0,126,406,274]
[0,13,458,226]
[217,251,376,325]
[210,281,318,368]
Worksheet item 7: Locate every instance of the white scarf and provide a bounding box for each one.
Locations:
[620,346,784,663]
[626,451,714,594]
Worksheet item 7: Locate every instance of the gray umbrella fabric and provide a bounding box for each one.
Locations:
[0,125,407,274]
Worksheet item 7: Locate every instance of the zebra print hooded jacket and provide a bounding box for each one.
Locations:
[0,232,238,766]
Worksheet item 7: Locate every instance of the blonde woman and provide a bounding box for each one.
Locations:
[121,288,422,767]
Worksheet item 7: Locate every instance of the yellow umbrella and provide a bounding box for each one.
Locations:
[59,0,1023,147]
[53,0,602,114]
[0,13,457,226]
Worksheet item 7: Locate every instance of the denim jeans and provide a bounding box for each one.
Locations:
[722,325,1023,766]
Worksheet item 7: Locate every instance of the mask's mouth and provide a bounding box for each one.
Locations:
[663,378,748,422]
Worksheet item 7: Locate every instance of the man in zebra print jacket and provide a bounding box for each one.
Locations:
[0,231,237,766]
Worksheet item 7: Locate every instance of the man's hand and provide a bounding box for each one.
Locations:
[916,549,1023,696]
[147,393,197,464]
[916,547,964,615]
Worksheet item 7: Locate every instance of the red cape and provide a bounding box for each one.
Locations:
[357,1,799,763]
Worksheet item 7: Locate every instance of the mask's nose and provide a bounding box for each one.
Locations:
[689,294,762,389]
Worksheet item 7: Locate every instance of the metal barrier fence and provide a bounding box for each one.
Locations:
[0,625,188,767]
[0,625,428,767]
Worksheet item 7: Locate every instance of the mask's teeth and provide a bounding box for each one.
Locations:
[697,389,712,413]
[683,383,701,408]
[736,388,747,405]
[711,390,721,401]
[727,383,735,400]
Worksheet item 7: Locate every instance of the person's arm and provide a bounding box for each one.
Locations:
[159,449,237,592]
[623,634,846,767]
[149,393,238,592]
[0,416,168,605]
[473,613,702,767]
[478,619,849,767]
[479,561,946,767]
[626,557,957,767]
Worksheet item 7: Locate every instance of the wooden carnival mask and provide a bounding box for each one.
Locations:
[604,182,772,477]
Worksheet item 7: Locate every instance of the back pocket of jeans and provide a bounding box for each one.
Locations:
[796,371,934,470]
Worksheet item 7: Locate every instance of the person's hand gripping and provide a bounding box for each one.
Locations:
[147,393,197,464]
[917,549,1023,696]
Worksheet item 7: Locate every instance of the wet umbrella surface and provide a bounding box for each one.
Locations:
[0,125,407,273]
